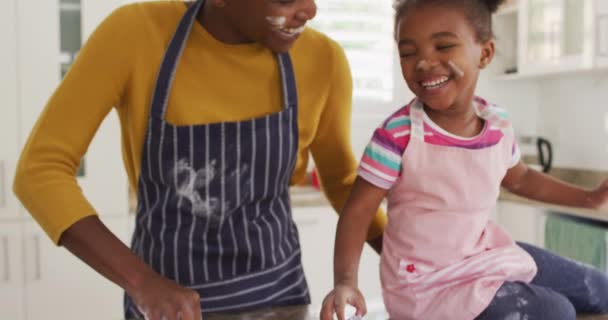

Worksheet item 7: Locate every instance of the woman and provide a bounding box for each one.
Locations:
[13,0,386,319]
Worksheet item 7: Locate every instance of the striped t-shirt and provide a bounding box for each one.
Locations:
[358,97,521,190]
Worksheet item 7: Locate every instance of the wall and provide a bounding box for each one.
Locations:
[536,73,608,170]
[349,50,413,159]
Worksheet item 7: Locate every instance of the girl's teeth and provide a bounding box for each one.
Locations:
[422,77,449,88]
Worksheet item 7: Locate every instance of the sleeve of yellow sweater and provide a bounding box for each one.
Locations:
[13,5,138,244]
[309,41,387,240]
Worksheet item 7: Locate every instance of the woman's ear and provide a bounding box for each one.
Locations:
[479,39,495,69]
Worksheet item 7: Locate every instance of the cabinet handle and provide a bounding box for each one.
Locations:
[293,217,320,226]
[2,236,8,282]
[0,160,5,208]
[33,235,41,281]
[26,235,41,282]
[599,15,608,57]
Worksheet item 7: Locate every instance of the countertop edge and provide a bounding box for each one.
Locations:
[498,191,608,223]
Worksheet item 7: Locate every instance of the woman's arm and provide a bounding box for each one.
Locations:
[61,216,202,320]
[502,161,608,210]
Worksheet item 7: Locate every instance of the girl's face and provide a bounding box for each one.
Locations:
[396,4,494,112]
[216,0,317,53]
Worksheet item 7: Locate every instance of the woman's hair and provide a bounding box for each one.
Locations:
[393,0,507,42]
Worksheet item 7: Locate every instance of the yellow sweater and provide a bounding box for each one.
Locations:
[14,1,386,244]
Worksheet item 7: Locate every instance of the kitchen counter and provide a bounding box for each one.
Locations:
[290,185,330,207]
[578,315,608,320]
[499,191,608,223]
[499,167,608,224]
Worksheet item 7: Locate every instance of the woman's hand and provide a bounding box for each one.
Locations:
[319,284,367,320]
[129,272,202,320]
[589,179,608,211]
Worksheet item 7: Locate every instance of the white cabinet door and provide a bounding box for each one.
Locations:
[293,206,335,307]
[23,217,129,320]
[596,0,608,66]
[0,0,21,220]
[293,206,383,314]
[0,222,25,320]
[16,0,61,142]
[518,0,590,75]
[496,201,546,247]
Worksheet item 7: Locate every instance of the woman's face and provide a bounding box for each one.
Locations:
[396,4,494,112]
[218,0,317,53]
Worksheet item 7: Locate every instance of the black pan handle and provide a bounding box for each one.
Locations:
[536,137,553,173]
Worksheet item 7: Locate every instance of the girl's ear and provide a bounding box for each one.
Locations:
[479,39,495,69]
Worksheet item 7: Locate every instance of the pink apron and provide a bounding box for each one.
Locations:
[380,99,537,320]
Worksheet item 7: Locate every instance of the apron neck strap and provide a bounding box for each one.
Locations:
[149,0,298,121]
[149,0,204,120]
[277,53,298,110]
[410,99,426,141]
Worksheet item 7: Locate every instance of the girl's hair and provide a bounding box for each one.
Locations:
[393,0,507,42]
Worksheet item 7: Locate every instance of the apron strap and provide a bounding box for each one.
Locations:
[410,99,425,141]
[149,0,204,120]
[277,53,298,110]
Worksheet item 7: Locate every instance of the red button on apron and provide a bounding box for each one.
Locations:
[406,264,416,273]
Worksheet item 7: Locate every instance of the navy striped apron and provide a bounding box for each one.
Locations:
[125,0,309,317]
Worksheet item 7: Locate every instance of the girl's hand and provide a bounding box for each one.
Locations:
[129,271,202,320]
[589,179,608,211]
[320,284,367,320]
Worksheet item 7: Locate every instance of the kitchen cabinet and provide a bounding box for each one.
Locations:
[293,206,335,307]
[0,222,25,320]
[22,217,130,320]
[519,0,587,74]
[0,217,132,320]
[496,201,547,247]
[292,205,386,316]
[595,0,608,67]
[493,0,607,79]
[0,0,21,221]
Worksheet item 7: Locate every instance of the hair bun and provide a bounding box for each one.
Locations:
[482,0,508,13]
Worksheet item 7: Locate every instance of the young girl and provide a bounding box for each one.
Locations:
[320,0,608,319]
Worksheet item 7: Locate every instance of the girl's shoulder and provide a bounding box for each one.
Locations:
[380,102,413,132]
[474,96,513,132]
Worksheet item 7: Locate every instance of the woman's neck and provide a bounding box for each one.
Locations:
[197,1,251,45]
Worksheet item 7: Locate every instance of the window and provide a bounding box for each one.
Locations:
[311,0,396,102]
[59,0,86,176]
[59,0,81,77]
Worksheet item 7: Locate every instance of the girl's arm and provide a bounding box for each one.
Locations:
[502,161,608,210]
[334,177,388,286]
[321,177,388,320]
